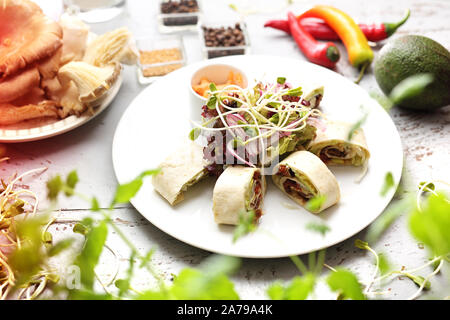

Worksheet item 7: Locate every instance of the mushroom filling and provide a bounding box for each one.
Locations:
[248,171,263,219]
[277,165,315,203]
[318,144,361,165]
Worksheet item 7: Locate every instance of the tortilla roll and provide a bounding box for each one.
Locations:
[213,166,266,225]
[301,85,324,108]
[152,139,208,205]
[272,151,340,213]
[307,120,370,166]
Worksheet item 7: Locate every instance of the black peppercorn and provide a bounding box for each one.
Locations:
[202,23,247,58]
[161,0,199,26]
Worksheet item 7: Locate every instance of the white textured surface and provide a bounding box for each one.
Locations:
[2,0,449,299]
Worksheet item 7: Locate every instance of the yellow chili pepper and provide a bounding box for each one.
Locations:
[300,5,374,72]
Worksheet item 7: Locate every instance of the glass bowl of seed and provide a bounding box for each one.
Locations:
[136,36,187,85]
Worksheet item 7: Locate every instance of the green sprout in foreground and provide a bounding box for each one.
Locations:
[2,169,449,300]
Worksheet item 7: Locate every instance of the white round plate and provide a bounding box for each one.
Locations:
[112,55,403,258]
[0,74,123,143]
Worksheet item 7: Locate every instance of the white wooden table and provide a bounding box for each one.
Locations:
[4,0,449,299]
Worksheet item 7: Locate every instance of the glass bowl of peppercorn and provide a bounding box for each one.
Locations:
[199,19,251,59]
[157,0,202,33]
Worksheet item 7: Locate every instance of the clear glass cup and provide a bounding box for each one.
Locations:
[199,19,251,60]
[157,0,202,34]
[136,36,187,85]
[64,0,126,23]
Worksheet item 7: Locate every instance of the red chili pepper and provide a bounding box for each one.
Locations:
[286,11,339,69]
[264,9,410,42]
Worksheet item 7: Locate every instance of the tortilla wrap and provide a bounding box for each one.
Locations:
[308,120,370,166]
[301,85,324,108]
[213,166,266,225]
[272,151,340,213]
[152,139,208,205]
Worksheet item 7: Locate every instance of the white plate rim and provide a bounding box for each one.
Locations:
[112,55,404,258]
[0,73,123,143]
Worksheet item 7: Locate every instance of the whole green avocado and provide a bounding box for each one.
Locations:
[374,35,450,111]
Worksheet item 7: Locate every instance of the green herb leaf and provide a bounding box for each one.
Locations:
[370,92,394,111]
[200,255,241,277]
[347,110,368,140]
[267,282,285,300]
[269,113,279,124]
[69,290,114,300]
[228,3,238,11]
[286,87,303,97]
[378,253,391,275]
[232,210,257,243]
[170,268,239,300]
[114,179,143,205]
[47,175,63,200]
[48,239,74,257]
[189,128,201,141]
[305,222,330,237]
[206,96,217,110]
[277,77,286,85]
[267,273,316,300]
[74,220,108,289]
[409,192,450,257]
[284,274,316,300]
[139,248,156,268]
[389,74,434,105]
[326,268,366,300]
[114,279,130,292]
[268,102,281,108]
[8,214,51,286]
[66,170,79,189]
[113,170,160,205]
[366,198,414,244]
[380,172,395,196]
[209,83,218,93]
[91,197,100,212]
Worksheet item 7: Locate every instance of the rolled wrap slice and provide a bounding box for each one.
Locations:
[272,151,340,213]
[308,120,370,166]
[213,166,266,225]
[300,85,324,108]
[152,139,208,205]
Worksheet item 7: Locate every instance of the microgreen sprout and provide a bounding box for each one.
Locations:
[347,107,368,141]
[305,222,330,237]
[327,268,366,300]
[389,74,434,106]
[380,172,395,197]
[354,239,382,295]
[232,210,257,243]
[192,79,322,167]
[189,128,201,141]
[371,73,435,112]
[0,167,62,300]
[277,77,286,85]
[2,164,449,300]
